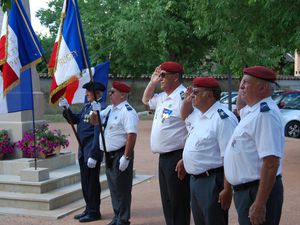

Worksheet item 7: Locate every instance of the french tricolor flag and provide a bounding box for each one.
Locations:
[48,0,90,95]
[0,69,33,114]
[0,0,44,96]
[49,62,110,107]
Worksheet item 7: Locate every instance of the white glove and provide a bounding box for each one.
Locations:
[119,155,130,172]
[58,98,69,109]
[87,157,97,168]
[91,101,101,112]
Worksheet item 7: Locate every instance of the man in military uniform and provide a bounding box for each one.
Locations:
[224,66,285,225]
[59,81,105,223]
[181,77,238,225]
[142,61,190,225]
[91,81,138,225]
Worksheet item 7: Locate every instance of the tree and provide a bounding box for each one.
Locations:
[35,0,300,76]
[36,0,212,76]
[188,0,300,75]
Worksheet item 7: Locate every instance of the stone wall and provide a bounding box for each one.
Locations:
[40,77,300,114]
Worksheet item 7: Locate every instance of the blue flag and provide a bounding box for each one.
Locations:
[0,69,33,114]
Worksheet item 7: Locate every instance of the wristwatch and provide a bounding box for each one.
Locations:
[124,155,130,160]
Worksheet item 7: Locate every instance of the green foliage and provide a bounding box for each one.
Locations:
[36,0,211,76]
[188,0,300,75]
[35,0,300,76]
[0,0,10,12]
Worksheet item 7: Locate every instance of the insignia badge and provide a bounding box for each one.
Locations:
[180,91,185,100]
[125,104,132,111]
[217,109,229,119]
[260,102,270,112]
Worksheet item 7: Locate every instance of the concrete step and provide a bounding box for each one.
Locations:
[0,162,106,193]
[0,151,76,175]
[0,174,152,219]
[0,174,108,210]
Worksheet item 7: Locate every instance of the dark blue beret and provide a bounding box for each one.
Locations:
[82,81,106,91]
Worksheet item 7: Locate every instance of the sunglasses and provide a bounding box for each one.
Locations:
[109,90,115,94]
[160,72,172,78]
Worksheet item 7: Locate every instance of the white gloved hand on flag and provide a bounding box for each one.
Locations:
[58,98,69,109]
[91,101,101,112]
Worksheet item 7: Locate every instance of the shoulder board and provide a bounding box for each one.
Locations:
[260,102,270,112]
[217,109,229,119]
[180,91,185,100]
[125,104,132,111]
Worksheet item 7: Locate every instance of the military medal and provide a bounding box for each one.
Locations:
[161,108,172,123]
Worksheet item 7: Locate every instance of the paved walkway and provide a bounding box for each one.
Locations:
[0,120,299,225]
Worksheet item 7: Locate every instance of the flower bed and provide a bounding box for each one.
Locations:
[17,123,69,158]
[0,130,15,159]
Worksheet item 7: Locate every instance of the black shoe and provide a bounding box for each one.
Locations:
[107,219,117,225]
[118,221,130,225]
[74,212,87,220]
[79,214,101,223]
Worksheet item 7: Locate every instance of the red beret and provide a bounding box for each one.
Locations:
[192,77,220,88]
[112,81,131,93]
[243,66,276,81]
[160,61,183,74]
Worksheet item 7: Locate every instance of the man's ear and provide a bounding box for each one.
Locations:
[121,93,126,99]
[173,73,180,82]
[259,82,268,92]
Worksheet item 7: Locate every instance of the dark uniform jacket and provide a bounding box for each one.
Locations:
[63,103,102,162]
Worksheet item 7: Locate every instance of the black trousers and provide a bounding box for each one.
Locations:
[79,157,101,217]
[159,149,190,225]
[234,177,283,225]
[190,172,228,225]
[106,148,133,225]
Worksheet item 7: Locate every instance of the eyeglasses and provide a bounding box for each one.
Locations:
[109,90,115,94]
[160,72,172,78]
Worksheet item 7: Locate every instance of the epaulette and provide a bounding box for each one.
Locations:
[217,109,229,119]
[260,102,270,112]
[125,104,132,111]
[180,91,185,100]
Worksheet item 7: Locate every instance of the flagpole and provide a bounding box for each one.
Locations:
[28,68,38,170]
[87,69,112,169]
[73,0,111,168]
[63,106,82,149]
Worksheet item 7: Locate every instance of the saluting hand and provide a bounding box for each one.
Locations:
[184,86,193,103]
[150,66,162,85]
